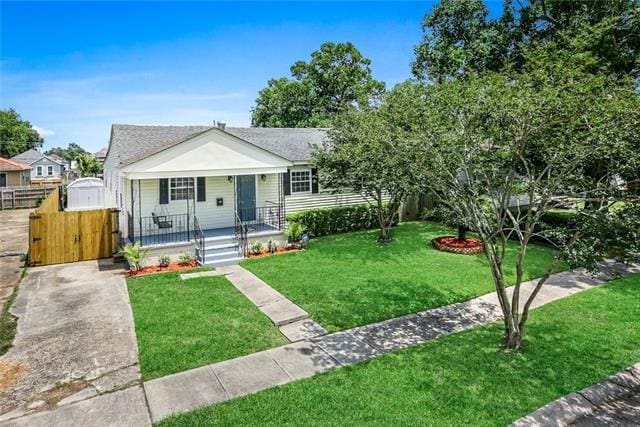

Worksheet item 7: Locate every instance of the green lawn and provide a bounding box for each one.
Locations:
[127,270,287,380]
[243,221,565,332]
[159,273,640,426]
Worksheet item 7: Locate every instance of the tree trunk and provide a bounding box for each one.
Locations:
[504,326,524,350]
[458,225,467,241]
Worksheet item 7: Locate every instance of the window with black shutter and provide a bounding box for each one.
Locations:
[159,178,169,204]
[283,170,291,196]
[311,168,319,193]
[197,177,206,202]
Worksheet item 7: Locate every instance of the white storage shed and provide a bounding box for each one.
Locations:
[66,178,107,211]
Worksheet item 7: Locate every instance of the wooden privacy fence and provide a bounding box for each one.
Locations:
[0,186,57,210]
[29,188,119,266]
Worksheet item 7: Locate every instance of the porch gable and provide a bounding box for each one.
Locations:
[121,128,292,179]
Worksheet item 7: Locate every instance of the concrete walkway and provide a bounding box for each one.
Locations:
[512,363,640,426]
[0,259,147,425]
[142,260,640,423]
[217,265,327,342]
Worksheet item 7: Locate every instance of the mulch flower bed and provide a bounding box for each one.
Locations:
[126,260,199,277]
[246,247,303,259]
[431,236,484,255]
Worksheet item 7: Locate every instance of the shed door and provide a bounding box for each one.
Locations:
[236,175,256,221]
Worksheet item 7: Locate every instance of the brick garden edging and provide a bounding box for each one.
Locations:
[510,363,640,426]
[431,237,484,255]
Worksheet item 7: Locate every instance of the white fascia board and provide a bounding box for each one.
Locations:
[124,167,288,180]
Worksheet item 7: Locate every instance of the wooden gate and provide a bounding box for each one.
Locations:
[28,188,119,266]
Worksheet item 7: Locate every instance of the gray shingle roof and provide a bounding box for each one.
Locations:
[11,149,64,165]
[107,124,328,166]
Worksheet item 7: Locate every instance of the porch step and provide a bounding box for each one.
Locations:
[203,256,244,268]
[203,234,237,245]
[204,243,239,257]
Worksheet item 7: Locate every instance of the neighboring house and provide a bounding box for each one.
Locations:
[0,157,31,187]
[94,147,108,178]
[94,147,108,164]
[11,149,65,186]
[104,122,376,266]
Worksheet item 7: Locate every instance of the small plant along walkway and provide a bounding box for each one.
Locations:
[216,265,328,342]
[511,363,640,426]
[142,260,640,423]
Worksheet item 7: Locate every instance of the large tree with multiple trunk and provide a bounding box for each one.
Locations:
[406,40,640,349]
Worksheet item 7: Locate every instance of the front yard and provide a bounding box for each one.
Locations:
[243,221,565,332]
[127,271,287,380]
[159,273,640,426]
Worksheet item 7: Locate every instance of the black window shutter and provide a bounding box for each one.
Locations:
[197,177,206,202]
[311,168,319,194]
[283,169,291,196]
[159,178,169,204]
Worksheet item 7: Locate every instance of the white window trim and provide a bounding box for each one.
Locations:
[170,177,194,201]
[36,166,43,176]
[290,169,312,194]
[47,165,54,176]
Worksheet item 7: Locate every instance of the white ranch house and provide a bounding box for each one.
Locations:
[103,123,373,266]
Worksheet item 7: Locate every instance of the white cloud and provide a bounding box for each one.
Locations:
[3,71,253,151]
[33,125,56,138]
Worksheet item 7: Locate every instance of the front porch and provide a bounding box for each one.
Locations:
[124,173,286,266]
[130,207,284,248]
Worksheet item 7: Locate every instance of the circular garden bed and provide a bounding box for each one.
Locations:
[431,236,484,255]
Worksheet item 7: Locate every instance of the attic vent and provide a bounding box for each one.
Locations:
[216,121,226,131]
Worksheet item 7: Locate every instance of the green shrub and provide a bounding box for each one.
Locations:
[178,252,194,266]
[286,221,306,242]
[539,210,580,229]
[119,241,150,271]
[251,241,264,255]
[287,204,392,237]
[158,254,171,267]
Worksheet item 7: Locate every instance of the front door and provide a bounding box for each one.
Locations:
[236,175,256,221]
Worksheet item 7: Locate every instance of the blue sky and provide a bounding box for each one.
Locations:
[1,1,501,152]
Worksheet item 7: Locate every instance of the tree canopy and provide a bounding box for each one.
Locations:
[46,143,89,162]
[252,42,385,127]
[412,0,640,81]
[75,153,102,177]
[0,109,44,158]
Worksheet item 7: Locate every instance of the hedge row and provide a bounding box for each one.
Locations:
[287,204,387,237]
[538,210,581,229]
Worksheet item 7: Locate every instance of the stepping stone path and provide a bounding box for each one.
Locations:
[216,265,328,340]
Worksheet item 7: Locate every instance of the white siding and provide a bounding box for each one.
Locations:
[256,173,280,207]
[285,191,375,214]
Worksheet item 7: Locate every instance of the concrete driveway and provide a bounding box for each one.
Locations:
[0,259,144,423]
[0,209,31,306]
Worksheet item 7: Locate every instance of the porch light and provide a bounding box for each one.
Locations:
[261,174,267,182]
[227,176,233,183]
